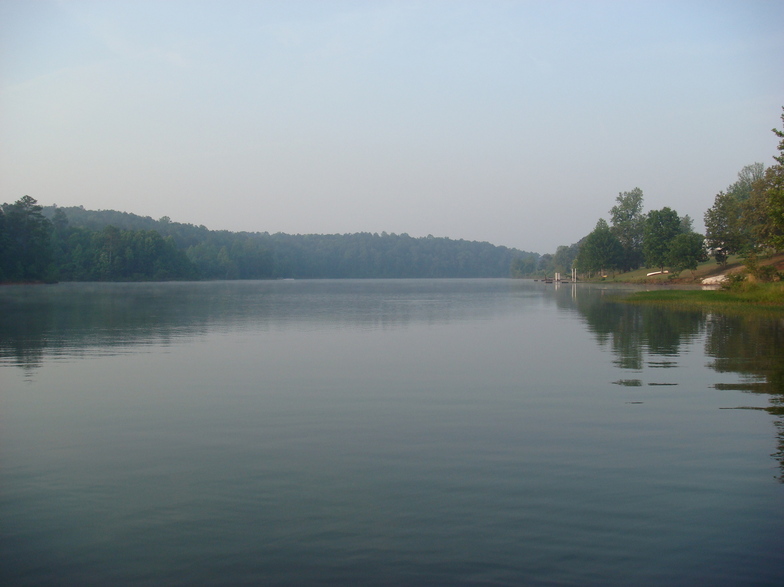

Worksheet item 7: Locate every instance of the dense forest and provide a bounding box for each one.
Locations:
[4,110,782,284]
[0,200,534,283]
[518,108,784,280]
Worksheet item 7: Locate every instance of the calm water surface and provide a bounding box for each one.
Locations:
[1,280,783,585]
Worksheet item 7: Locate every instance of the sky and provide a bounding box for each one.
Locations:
[1,1,782,254]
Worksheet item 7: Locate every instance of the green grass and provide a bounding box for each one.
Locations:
[601,257,732,283]
[621,281,784,312]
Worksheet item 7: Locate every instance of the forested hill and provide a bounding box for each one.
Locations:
[2,203,535,281]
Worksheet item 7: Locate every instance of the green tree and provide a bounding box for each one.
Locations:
[704,192,745,264]
[609,188,645,271]
[552,243,580,274]
[576,219,623,277]
[95,225,122,279]
[726,162,766,202]
[0,196,53,282]
[740,182,780,253]
[510,254,537,277]
[732,111,784,254]
[668,232,707,277]
[762,167,784,251]
[49,207,71,281]
[703,163,768,261]
[217,245,238,279]
[537,253,554,275]
[643,207,681,272]
[761,108,784,250]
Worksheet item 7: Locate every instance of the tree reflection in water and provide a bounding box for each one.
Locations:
[705,313,784,478]
[574,288,784,480]
[4,282,784,479]
[572,289,704,370]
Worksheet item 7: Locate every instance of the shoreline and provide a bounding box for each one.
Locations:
[618,282,784,312]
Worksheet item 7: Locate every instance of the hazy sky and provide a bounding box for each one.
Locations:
[2,0,782,253]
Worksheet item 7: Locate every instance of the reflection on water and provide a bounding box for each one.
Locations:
[569,286,784,478]
[704,312,784,475]
[0,280,524,371]
[2,280,783,585]
[3,281,783,460]
[705,313,784,398]
[570,289,704,370]
[3,280,782,475]
[612,379,643,386]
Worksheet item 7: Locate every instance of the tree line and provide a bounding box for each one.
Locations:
[0,201,533,282]
[6,109,781,284]
[522,108,784,279]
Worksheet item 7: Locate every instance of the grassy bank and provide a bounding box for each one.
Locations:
[622,281,784,312]
[591,254,750,285]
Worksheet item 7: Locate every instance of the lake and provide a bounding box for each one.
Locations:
[1,279,783,586]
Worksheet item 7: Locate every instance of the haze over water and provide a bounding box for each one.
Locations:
[1,280,783,585]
